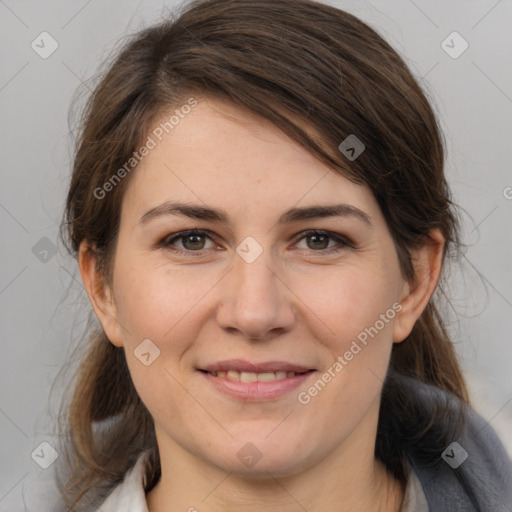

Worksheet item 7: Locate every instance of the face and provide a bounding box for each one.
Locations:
[90,96,414,477]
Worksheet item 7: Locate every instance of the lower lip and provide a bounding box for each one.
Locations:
[200,371,315,401]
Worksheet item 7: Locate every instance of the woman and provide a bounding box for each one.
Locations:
[55,0,512,510]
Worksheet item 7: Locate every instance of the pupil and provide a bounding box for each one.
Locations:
[309,234,328,249]
[185,234,203,249]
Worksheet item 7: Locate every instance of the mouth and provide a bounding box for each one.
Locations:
[199,369,314,382]
[197,360,316,401]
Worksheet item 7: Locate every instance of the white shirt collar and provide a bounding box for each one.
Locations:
[96,449,152,512]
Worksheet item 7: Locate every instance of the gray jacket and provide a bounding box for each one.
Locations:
[404,377,512,511]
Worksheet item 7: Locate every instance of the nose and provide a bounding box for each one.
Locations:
[215,245,296,341]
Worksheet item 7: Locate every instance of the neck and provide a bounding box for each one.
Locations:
[146,426,404,512]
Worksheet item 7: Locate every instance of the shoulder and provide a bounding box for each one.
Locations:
[95,450,152,512]
[403,376,512,512]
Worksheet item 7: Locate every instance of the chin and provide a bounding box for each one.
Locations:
[203,437,319,478]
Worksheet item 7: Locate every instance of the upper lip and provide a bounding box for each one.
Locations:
[200,359,315,373]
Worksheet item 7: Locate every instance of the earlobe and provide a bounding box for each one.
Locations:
[393,229,445,343]
[78,241,124,347]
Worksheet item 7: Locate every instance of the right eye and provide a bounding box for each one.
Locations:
[161,229,218,255]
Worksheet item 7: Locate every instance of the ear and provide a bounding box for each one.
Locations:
[393,229,445,343]
[78,240,124,347]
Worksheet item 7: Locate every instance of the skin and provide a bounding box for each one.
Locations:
[79,96,444,512]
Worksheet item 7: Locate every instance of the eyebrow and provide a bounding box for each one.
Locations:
[139,201,372,228]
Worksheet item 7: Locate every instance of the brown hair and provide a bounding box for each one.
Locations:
[56,0,469,509]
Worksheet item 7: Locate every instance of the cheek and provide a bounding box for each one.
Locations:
[113,259,217,342]
[112,261,205,420]
[295,270,399,433]
[307,263,400,347]
[299,266,400,417]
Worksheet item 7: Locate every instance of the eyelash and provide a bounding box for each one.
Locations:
[159,229,353,257]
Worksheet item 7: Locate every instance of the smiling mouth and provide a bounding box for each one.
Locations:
[198,365,317,401]
[197,359,317,401]
[199,369,315,382]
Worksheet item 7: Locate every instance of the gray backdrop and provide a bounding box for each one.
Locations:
[1,0,511,510]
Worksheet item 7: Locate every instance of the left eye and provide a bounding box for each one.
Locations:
[294,230,349,251]
[163,230,216,252]
[161,229,350,254]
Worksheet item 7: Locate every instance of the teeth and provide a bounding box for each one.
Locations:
[209,370,300,382]
[240,372,258,383]
[227,370,240,382]
[258,372,277,382]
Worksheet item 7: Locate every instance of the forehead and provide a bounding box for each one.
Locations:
[121,96,379,225]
